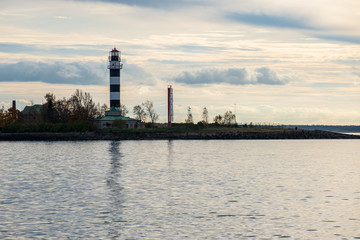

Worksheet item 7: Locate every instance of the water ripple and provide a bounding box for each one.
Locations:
[0,140,359,239]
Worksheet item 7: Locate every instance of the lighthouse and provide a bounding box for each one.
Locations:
[107,48,123,110]
[91,48,141,129]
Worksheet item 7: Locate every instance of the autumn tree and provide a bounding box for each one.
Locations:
[0,105,20,128]
[0,107,4,128]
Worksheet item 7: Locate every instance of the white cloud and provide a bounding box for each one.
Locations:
[173,67,291,85]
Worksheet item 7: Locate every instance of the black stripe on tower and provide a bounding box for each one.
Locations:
[110,69,120,77]
[110,85,120,92]
[110,100,120,108]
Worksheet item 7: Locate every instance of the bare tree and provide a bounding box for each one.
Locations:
[202,107,209,124]
[185,106,193,124]
[133,105,147,122]
[213,114,223,125]
[99,104,108,117]
[142,100,159,125]
[119,104,128,116]
[223,111,236,125]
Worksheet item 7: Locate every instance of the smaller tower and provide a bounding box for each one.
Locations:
[107,48,123,110]
[168,85,173,127]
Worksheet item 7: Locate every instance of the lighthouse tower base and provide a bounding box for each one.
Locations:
[105,108,123,116]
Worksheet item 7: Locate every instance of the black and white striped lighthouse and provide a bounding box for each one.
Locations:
[107,48,123,109]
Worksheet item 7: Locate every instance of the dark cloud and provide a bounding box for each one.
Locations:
[0,61,107,85]
[0,61,155,86]
[0,43,107,56]
[314,34,360,44]
[227,12,313,30]
[173,67,289,85]
[254,67,286,85]
[122,62,155,85]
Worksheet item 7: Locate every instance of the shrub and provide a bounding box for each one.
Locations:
[112,119,126,129]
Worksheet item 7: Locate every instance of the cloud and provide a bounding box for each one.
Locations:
[121,62,155,86]
[173,67,289,85]
[75,0,204,9]
[55,16,72,20]
[0,61,156,86]
[227,12,313,29]
[314,34,360,44]
[0,43,106,56]
[0,61,107,85]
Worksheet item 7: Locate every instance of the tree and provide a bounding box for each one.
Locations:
[142,100,159,125]
[119,104,128,116]
[68,89,100,121]
[185,106,193,124]
[43,93,56,123]
[56,97,71,123]
[100,104,108,117]
[0,106,4,128]
[202,107,209,124]
[0,105,20,128]
[223,111,236,125]
[133,105,147,122]
[213,114,223,125]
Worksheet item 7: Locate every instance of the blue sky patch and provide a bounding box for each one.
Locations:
[228,12,313,30]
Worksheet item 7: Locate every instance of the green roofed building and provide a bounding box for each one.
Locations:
[93,108,141,129]
[21,104,43,123]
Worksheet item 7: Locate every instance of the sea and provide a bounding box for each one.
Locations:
[0,140,359,239]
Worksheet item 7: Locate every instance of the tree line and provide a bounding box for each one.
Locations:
[185,106,237,126]
[0,89,160,132]
[1,88,245,133]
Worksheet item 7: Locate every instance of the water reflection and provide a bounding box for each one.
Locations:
[106,141,125,239]
[166,139,175,198]
[1,140,359,239]
[167,140,174,168]
[165,140,177,235]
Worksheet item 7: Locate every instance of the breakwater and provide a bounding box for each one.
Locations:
[0,129,358,141]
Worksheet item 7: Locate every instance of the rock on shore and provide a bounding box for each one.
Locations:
[0,129,359,141]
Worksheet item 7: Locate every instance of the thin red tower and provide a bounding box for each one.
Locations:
[168,85,173,127]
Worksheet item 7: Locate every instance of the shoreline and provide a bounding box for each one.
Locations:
[1,129,359,141]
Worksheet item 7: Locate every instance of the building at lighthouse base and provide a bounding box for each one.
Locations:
[93,108,141,129]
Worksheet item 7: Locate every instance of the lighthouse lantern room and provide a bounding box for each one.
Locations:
[107,48,123,110]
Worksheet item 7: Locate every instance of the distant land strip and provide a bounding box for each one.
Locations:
[0,129,359,141]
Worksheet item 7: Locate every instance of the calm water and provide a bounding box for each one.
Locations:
[0,140,359,239]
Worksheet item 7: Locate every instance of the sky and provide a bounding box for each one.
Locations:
[0,0,359,124]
